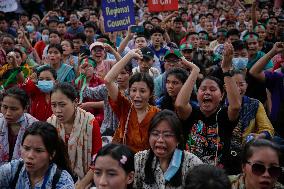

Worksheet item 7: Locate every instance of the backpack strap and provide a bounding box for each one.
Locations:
[51,168,62,189]
[11,161,24,188]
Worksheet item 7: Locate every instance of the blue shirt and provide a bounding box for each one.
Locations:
[0,159,74,189]
[67,25,84,35]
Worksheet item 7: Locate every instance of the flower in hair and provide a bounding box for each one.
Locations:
[120,155,127,164]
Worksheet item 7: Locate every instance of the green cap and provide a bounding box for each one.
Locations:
[180,43,193,51]
[164,49,182,59]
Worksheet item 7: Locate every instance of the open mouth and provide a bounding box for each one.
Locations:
[133,100,143,107]
[25,162,34,168]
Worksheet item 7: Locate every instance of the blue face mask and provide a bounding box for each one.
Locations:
[37,80,54,93]
[232,57,248,70]
[164,149,182,181]
[42,35,49,42]
[26,25,34,33]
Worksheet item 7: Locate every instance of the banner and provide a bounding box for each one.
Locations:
[148,0,178,12]
[0,0,18,12]
[102,0,135,32]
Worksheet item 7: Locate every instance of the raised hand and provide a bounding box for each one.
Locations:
[128,49,143,59]
[221,42,234,71]
[272,42,284,54]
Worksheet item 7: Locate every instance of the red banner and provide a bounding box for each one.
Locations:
[148,0,178,13]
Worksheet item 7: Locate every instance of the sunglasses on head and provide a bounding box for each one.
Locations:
[247,161,282,178]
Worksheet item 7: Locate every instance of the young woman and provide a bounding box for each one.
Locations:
[61,40,79,75]
[0,121,75,188]
[226,70,275,174]
[104,49,160,153]
[134,110,202,188]
[230,139,283,189]
[47,44,75,83]
[20,65,57,121]
[156,68,190,111]
[93,144,135,189]
[75,63,132,189]
[75,59,104,125]
[81,62,132,136]
[175,43,241,167]
[47,82,102,179]
[0,87,38,165]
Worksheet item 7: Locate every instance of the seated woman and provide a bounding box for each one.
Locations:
[226,70,275,174]
[175,43,241,167]
[134,110,202,188]
[61,40,79,75]
[93,144,135,189]
[156,67,191,111]
[80,62,132,137]
[20,65,56,121]
[46,44,75,83]
[230,139,283,189]
[0,121,75,188]
[0,87,38,165]
[104,49,160,153]
[75,59,104,125]
[47,82,102,179]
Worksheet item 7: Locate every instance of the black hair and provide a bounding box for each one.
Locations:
[198,76,224,93]
[150,26,165,35]
[241,139,281,165]
[123,62,133,74]
[94,143,134,173]
[199,14,206,19]
[143,21,153,28]
[227,29,240,38]
[48,43,63,54]
[232,40,247,51]
[160,68,188,110]
[21,121,73,175]
[144,110,185,186]
[0,15,8,22]
[174,17,183,23]
[185,164,231,189]
[73,32,86,42]
[3,87,29,109]
[62,39,74,49]
[199,30,209,39]
[93,144,134,188]
[266,16,278,25]
[129,72,154,95]
[84,21,97,31]
[49,30,60,37]
[36,65,57,80]
[52,82,78,102]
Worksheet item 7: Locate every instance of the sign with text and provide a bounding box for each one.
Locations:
[0,0,17,12]
[148,0,178,12]
[102,0,135,32]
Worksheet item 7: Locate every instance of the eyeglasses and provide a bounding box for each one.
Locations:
[150,131,175,139]
[246,161,282,178]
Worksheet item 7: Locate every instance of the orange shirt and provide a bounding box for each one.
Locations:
[109,92,160,153]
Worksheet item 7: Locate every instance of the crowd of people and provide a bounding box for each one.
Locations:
[0,0,284,188]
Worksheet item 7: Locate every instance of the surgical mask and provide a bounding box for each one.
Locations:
[37,80,54,93]
[232,57,248,70]
[164,149,182,181]
[26,25,34,33]
[42,35,49,42]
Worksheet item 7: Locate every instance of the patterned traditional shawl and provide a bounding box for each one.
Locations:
[0,113,38,165]
[47,107,93,179]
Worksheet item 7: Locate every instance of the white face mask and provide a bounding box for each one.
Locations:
[42,35,49,42]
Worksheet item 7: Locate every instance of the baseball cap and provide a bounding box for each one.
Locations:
[89,42,105,51]
[164,49,182,59]
[141,47,154,60]
[180,43,193,51]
